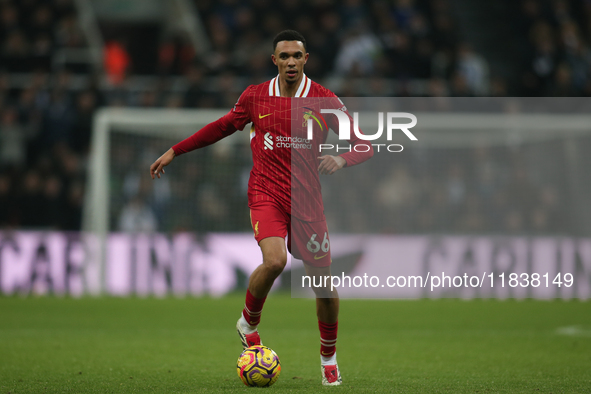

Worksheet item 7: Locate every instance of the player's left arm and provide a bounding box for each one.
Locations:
[317,154,347,175]
[318,97,373,175]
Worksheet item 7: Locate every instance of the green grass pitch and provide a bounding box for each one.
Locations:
[0,295,590,393]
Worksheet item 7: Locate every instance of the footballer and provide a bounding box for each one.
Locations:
[150,30,373,386]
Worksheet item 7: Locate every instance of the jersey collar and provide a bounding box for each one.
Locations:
[269,74,311,97]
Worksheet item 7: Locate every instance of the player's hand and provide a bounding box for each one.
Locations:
[317,155,346,175]
[150,148,175,179]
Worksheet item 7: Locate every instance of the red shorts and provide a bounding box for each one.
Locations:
[249,200,331,267]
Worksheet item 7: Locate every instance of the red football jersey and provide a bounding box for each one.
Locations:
[172,74,373,222]
[223,74,371,221]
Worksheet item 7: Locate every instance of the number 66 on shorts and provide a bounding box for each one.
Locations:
[290,218,332,267]
[306,232,329,254]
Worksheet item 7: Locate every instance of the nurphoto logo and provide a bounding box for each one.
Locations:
[306,110,418,153]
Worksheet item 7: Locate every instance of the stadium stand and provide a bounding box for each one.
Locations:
[0,0,590,233]
[511,0,591,96]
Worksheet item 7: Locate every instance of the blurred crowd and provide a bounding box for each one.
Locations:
[0,70,94,230]
[0,0,89,230]
[0,0,85,73]
[187,0,491,97]
[513,0,591,96]
[195,0,459,77]
[0,0,590,234]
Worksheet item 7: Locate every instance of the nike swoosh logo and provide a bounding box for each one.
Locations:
[314,253,328,260]
[259,113,272,119]
[321,351,333,356]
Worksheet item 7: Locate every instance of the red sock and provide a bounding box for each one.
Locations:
[242,289,266,327]
[319,320,338,358]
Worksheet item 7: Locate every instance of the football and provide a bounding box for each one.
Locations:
[236,345,281,387]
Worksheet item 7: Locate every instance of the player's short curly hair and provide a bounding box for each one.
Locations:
[273,30,307,52]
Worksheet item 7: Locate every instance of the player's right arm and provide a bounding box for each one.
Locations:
[150,148,175,179]
[149,87,253,180]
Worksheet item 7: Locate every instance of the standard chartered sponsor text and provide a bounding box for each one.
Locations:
[275,135,312,149]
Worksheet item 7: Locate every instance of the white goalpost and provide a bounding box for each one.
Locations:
[85,108,233,237]
[83,108,246,292]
